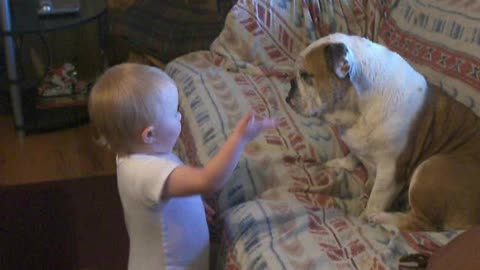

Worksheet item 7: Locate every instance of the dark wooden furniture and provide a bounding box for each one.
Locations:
[0,116,127,270]
[0,0,107,134]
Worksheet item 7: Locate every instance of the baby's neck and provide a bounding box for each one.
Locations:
[124,144,174,157]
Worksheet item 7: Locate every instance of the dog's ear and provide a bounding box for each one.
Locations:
[325,43,351,79]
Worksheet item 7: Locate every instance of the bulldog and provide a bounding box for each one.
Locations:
[286,33,480,231]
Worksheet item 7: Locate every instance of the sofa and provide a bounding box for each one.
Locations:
[111,0,480,269]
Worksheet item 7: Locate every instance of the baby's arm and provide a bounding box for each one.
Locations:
[162,113,276,198]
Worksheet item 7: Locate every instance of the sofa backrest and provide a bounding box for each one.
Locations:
[378,0,480,116]
[211,0,480,116]
[210,0,377,69]
[210,0,310,71]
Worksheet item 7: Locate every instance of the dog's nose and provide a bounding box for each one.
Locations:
[286,79,297,103]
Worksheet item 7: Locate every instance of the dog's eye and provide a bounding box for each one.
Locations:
[299,71,309,78]
[299,71,314,85]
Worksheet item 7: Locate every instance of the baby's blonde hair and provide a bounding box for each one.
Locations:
[88,63,175,154]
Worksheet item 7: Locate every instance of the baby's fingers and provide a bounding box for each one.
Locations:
[252,118,277,131]
[260,118,277,129]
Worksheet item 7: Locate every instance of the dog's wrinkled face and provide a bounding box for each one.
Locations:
[286,42,353,118]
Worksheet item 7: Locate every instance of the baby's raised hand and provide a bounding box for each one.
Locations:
[235,112,277,143]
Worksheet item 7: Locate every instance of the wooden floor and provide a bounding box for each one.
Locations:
[0,115,116,186]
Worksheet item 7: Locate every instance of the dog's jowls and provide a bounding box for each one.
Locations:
[287,33,480,231]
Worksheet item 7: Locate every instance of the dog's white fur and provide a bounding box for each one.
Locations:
[296,33,427,218]
[287,33,480,230]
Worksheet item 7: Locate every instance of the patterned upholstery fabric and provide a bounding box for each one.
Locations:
[377,0,480,116]
[163,0,479,269]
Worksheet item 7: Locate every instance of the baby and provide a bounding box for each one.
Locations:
[88,63,276,270]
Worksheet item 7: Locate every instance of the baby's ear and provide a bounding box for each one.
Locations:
[141,126,155,144]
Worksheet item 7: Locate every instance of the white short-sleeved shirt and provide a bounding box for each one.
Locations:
[116,153,209,270]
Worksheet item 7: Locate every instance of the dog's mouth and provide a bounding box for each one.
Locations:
[286,79,324,118]
[285,79,297,105]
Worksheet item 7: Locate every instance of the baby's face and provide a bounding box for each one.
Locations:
[151,81,182,153]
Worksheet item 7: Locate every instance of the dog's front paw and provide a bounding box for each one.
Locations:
[367,212,387,224]
[360,206,381,222]
[361,210,397,225]
[325,154,359,171]
[360,210,372,223]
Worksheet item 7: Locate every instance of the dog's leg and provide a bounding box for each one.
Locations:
[406,154,480,230]
[367,211,435,231]
[362,162,426,229]
[324,152,359,171]
[362,161,403,222]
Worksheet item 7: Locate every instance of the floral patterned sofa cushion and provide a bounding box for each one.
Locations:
[166,0,479,269]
